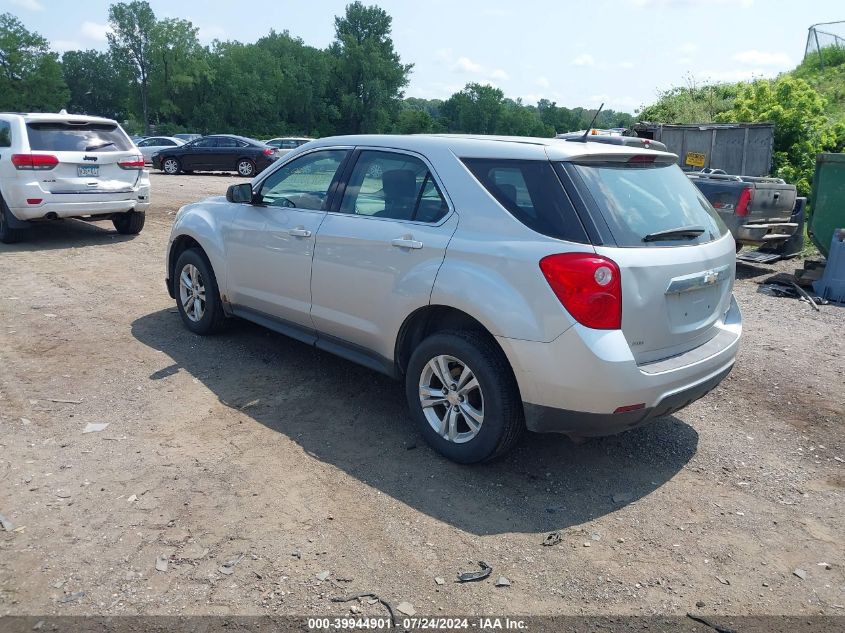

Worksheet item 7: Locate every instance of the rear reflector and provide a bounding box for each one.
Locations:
[26,198,42,205]
[12,153,59,170]
[118,156,145,169]
[735,187,753,217]
[539,253,622,330]
[614,403,645,414]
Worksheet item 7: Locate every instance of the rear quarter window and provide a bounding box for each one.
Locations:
[461,158,588,243]
[0,121,10,147]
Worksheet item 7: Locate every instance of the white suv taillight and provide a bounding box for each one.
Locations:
[539,253,622,330]
[118,156,145,170]
[11,153,59,170]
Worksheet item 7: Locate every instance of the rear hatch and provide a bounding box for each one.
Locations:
[24,120,143,197]
[564,156,736,364]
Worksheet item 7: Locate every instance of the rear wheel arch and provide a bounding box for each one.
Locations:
[394,305,517,387]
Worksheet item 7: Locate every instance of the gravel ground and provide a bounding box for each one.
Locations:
[0,172,843,618]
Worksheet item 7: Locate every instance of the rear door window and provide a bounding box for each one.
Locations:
[339,150,449,223]
[568,162,729,247]
[26,122,132,152]
[461,158,587,242]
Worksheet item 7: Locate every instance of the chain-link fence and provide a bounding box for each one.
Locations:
[805,21,845,68]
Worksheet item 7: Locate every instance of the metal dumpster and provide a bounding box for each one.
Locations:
[809,153,845,258]
[632,122,774,176]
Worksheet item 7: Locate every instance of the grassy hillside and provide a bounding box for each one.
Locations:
[791,47,845,123]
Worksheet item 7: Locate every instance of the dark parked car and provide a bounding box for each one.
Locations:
[152,135,279,177]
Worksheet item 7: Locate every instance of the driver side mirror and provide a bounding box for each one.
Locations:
[226,183,254,204]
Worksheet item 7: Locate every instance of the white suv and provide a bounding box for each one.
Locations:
[166,134,742,463]
[0,113,150,243]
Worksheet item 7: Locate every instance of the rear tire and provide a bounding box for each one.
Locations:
[405,330,524,464]
[112,210,145,235]
[174,248,227,335]
[162,157,181,175]
[237,159,256,177]
[0,198,22,244]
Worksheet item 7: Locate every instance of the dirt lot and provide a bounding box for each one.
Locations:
[1,172,844,618]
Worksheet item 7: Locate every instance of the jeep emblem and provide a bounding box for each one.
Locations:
[83,155,98,162]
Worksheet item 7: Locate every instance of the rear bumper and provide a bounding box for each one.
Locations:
[523,363,734,436]
[736,221,798,244]
[498,295,742,436]
[11,198,149,220]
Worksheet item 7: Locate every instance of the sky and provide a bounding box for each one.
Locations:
[3,0,844,113]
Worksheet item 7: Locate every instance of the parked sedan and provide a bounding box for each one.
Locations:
[136,136,185,164]
[264,137,313,155]
[152,135,278,177]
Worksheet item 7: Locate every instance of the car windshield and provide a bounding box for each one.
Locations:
[570,162,728,247]
[26,122,133,152]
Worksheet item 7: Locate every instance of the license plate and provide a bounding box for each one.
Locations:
[78,165,99,177]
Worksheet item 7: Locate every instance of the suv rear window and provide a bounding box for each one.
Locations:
[26,122,133,152]
[569,162,729,247]
[461,158,587,243]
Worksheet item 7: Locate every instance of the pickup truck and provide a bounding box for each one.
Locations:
[687,170,799,252]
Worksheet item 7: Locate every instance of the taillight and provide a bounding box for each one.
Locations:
[11,153,59,170]
[735,187,753,217]
[539,253,622,330]
[118,156,145,169]
[263,148,273,156]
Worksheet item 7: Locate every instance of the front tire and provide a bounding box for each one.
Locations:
[112,210,145,235]
[162,157,181,175]
[237,159,256,177]
[0,198,22,244]
[405,330,524,464]
[174,248,227,335]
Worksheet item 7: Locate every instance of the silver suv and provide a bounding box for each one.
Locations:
[0,113,149,243]
[165,135,742,463]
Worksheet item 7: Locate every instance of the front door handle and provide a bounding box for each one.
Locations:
[289,227,312,238]
[391,236,423,249]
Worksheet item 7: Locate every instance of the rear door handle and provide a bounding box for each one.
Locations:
[289,227,312,237]
[391,237,423,249]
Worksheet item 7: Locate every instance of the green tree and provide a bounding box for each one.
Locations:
[149,17,208,126]
[329,2,412,133]
[393,108,433,134]
[441,83,505,134]
[0,13,68,111]
[716,75,836,194]
[62,49,130,119]
[107,1,157,133]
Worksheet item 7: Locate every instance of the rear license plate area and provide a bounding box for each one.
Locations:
[78,166,99,177]
[667,285,721,328]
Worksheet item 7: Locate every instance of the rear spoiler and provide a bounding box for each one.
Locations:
[555,134,668,152]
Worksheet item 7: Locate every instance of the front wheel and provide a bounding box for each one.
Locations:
[174,248,227,335]
[112,210,145,235]
[237,159,256,177]
[162,157,181,175]
[405,330,524,464]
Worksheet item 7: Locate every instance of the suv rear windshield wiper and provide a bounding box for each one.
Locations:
[85,141,115,151]
[642,225,705,242]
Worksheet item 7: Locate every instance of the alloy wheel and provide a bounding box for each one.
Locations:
[418,354,484,444]
[238,161,255,177]
[178,263,206,322]
[163,158,179,174]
